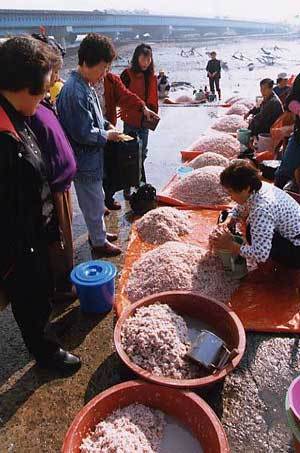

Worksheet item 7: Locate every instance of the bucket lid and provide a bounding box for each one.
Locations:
[71,260,117,286]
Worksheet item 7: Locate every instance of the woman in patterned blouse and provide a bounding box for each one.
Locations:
[211,160,300,268]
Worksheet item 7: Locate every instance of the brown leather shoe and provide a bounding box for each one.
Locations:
[105,199,121,210]
[106,232,118,242]
[104,208,110,216]
[88,233,118,247]
[92,241,122,257]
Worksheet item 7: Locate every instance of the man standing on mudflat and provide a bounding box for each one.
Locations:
[206,51,221,100]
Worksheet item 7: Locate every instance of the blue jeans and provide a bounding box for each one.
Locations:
[275,134,300,188]
[74,179,106,246]
[124,123,149,183]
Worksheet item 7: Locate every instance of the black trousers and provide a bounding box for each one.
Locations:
[209,77,221,95]
[3,244,60,362]
[246,225,300,268]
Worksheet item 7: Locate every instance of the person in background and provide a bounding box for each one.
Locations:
[120,43,159,199]
[244,78,283,137]
[57,34,123,258]
[273,72,290,104]
[31,32,66,105]
[275,74,300,189]
[211,160,300,269]
[206,51,221,100]
[157,70,170,99]
[0,37,81,373]
[93,70,159,210]
[28,35,77,300]
[50,79,64,104]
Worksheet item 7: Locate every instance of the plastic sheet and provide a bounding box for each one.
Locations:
[181,150,205,161]
[271,111,295,151]
[115,209,219,318]
[157,173,232,211]
[116,209,300,333]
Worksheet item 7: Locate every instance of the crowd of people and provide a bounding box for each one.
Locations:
[1,31,300,379]
[0,33,159,374]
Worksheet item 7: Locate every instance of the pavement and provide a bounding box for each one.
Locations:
[1,104,299,453]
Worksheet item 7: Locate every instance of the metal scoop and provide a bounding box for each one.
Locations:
[186,330,239,372]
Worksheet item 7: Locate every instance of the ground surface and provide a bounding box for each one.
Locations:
[1,37,300,452]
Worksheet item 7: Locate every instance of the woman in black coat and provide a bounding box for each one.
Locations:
[0,37,80,373]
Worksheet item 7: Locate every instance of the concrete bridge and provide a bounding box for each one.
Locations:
[0,9,289,43]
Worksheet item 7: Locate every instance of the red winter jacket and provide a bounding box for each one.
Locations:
[104,72,145,126]
[120,68,158,128]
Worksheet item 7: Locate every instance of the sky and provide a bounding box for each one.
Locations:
[2,0,300,23]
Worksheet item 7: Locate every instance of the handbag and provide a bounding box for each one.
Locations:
[129,184,158,215]
[104,138,142,192]
[141,114,160,131]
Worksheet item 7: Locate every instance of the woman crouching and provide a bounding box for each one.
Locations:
[212,160,300,269]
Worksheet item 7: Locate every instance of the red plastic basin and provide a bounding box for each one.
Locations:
[288,375,300,425]
[62,380,230,453]
[114,291,246,389]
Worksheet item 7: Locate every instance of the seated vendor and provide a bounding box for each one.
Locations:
[273,72,290,104]
[244,78,283,137]
[211,160,300,268]
[157,70,170,99]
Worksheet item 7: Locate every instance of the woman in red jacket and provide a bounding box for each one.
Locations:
[94,71,158,209]
[120,44,158,198]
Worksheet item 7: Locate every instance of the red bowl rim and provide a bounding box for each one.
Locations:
[288,375,300,422]
[114,290,246,388]
[62,380,230,453]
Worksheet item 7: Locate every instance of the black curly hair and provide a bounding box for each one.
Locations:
[0,36,54,95]
[220,159,262,192]
[78,33,116,67]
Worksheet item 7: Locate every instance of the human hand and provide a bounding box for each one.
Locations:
[107,131,123,142]
[143,106,159,121]
[210,228,236,252]
[106,123,116,131]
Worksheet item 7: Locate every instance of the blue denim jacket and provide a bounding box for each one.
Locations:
[57,70,108,182]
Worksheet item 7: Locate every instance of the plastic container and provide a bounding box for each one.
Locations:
[114,291,246,389]
[176,166,194,178]
[217,235,248,279]
[237,128,251,146]
[288,375,300,424]
[62,380,230,453]
[70,260,117,313]
[257,133,272,152]
[286,390,300,452]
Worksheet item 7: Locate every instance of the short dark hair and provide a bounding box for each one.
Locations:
[0,36,53,95]
[31,33,66,58]
[260,78,274,88]
[220,160,262,192]
[78,33,116,67]
[131,43,154,74]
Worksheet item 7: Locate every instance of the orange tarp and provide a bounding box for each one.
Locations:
[157,174,233,211]
[115,209,300,333]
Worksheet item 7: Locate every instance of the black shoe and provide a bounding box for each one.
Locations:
[37,348,81,374]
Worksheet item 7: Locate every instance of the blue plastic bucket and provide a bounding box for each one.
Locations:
[237,128,251,146]
[70,260,117,313]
